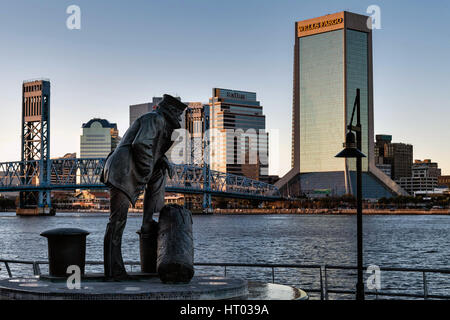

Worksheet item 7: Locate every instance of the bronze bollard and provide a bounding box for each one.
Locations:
[40,228,90,277]
[136,219,159,273]
[157,204,194,283]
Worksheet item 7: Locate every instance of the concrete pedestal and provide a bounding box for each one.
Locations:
[0,274,307,300]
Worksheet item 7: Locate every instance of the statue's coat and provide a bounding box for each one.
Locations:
[101,111,176,205]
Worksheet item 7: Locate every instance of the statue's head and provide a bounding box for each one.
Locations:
[157,94,188,129]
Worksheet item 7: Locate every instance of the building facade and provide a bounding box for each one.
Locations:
[411,159,441,178]
[396,159,442,195]
[374,134,413,180]
[208,88,269,180]
[80,119,120,158]
[276,11,406,199]
[375,164,392,178]
[374,134,392,163]
[438,175,450,188]
[385,143,413,180]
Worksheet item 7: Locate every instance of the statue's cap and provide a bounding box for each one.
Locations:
[159,94,188,112]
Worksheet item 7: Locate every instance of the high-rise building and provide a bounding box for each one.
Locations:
[396,159,441,195]
[129,97,164,126]
[276,11,406,198]
[208,88,268,180]
[374,134,392,163]
[80,119,120,158]
[129,97,206,166]
[374,134,393,177]
[374,134,413,180]
[385,143,413,180]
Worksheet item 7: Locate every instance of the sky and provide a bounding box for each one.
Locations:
[0,0,449,176]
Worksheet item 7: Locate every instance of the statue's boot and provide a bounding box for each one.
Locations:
[104,219,128,281]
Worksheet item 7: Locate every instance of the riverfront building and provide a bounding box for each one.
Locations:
[374,134,413,180]
[80,118,120,158]
[396,159,442,195]
[208,88,269,180]
[276,11,406,199]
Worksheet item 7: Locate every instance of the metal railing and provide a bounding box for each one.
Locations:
[1,258,449,300]
[323,264,450,300]
[194,262,325,299]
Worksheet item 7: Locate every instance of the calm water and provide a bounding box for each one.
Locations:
[0,212,449,299]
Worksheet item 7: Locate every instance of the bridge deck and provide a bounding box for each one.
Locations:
[0,158,281,201]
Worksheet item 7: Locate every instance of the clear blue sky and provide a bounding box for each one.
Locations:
[0,0,449,175]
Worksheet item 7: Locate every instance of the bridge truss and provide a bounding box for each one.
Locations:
[0,158,281,209]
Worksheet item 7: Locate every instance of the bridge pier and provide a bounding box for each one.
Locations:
[202,193,212,213]
[38,190,51,209]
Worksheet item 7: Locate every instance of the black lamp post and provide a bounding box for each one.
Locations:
[336,88,366,300]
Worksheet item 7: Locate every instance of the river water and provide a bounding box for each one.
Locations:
[0,212,449,299]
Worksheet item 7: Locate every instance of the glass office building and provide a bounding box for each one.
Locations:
[277,11,406,199]
[209,88,269,180]
[298,28,345,173]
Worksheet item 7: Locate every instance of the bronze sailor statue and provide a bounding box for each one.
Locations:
[101,94,188,280]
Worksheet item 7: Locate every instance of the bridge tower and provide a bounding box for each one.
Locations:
[17,79,52,215]
[202,105,212,212]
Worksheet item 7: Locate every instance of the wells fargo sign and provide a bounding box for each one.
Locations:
[297,12,345,37]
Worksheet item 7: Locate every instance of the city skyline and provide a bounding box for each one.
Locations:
[0,0,449,176]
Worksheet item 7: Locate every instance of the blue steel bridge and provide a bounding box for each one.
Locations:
[0,158,281,210]
[2,78,281,214]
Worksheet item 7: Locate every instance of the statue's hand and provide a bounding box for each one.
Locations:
[158,155,174,179]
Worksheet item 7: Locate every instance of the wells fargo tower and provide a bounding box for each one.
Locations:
[276,11,405,198]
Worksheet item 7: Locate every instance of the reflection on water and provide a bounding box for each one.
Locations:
[0,212,449,299]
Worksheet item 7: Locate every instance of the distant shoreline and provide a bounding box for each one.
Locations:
[2,208,449,216]
[213,208,450,215]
